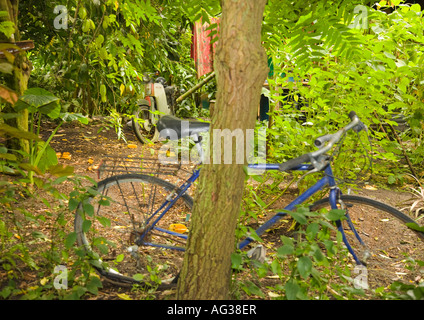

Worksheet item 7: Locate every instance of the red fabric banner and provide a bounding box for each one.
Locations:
[191,18,220,78]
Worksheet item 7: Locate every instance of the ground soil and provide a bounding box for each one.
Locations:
[1,118,421,300]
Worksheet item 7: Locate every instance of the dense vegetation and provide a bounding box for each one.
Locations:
[0,0,423,300]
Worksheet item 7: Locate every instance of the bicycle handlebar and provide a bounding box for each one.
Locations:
[278,111,367,172]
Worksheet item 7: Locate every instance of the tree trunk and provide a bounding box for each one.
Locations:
[176,0,268,300]
[0,0,30,155]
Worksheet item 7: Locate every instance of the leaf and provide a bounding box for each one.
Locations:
[18,88,60,108]
[78,7,87,19]
[133,274,144,281]
[243,280,265,298]
[31,231,49,241]
[47,164,74,177]
[326,209,346,221]
[82,220,92,233]
[87,276,102,295]
[19,163,42,175]
[40,277,48,286]
[0,84,18,104]
[277,244,294,257]
[406,223,424,233]
[0,123,42,141]
[68,197,79,211]
[0,21,16,39]
[60,112,89,124]
[65,232,77,249]
[36,143,58,173]
[231,252,243,270]
[116,254,124,262]
[284,281,300,300]
[83,202,94,217]
[288,210,307,225]
[297,256,312,279]
[100,84,107,102]
[117,293,133,300]
[0,152,16,161]
[96,216,111,227]
[96,35,105,46]
[306,222,319,238]
[38,101,61,119]
[60,152,72,160]
[82,20,91,33]
[0,62,13,74]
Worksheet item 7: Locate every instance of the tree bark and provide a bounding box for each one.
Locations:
[0,0,30,155]
[176,0,268,300]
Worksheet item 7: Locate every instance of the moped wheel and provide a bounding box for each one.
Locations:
[132,101,159,144]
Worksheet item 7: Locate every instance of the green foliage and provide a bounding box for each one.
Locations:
[0,169,103,300]
[1,87,87,183]
[0,11,15,39]
[20,0,215,118]
[233,205,366,300]
[264,1,424,182]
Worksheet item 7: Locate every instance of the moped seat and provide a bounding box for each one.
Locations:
[157,115,210,140]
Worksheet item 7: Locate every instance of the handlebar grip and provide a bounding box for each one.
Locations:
[278,153,311,171]
[314,134,332,148]
[348,111,357,121]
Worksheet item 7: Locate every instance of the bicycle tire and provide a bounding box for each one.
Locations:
[310,194,424,290]
[132,101,159,144]
[74,174,193,288]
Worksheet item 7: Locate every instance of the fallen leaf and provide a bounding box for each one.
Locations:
[169,224,188,234]
[61,152,71,160]
[127,144,137,149]
[268,291,282,298]
[364,185,377,190]
[117,293,132,300]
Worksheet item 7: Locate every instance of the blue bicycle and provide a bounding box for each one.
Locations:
[74,111,424,290]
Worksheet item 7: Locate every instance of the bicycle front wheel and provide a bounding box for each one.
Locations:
[74,174,193,288]
[311,195,424,290]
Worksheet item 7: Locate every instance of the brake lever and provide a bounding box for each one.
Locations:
[353,121,368,133]
[296,155,330,184]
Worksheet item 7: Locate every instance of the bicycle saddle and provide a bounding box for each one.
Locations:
[157,115,210,140]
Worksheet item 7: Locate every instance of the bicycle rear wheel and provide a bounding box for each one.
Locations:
[74,174,193,288]
[311,195,424,290]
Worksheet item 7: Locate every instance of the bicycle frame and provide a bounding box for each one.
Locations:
[137,162,362,264]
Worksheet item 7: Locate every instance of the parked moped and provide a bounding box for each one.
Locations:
[132,72,215,144]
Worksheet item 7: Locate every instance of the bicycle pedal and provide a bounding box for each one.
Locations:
[247,245,266,263]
